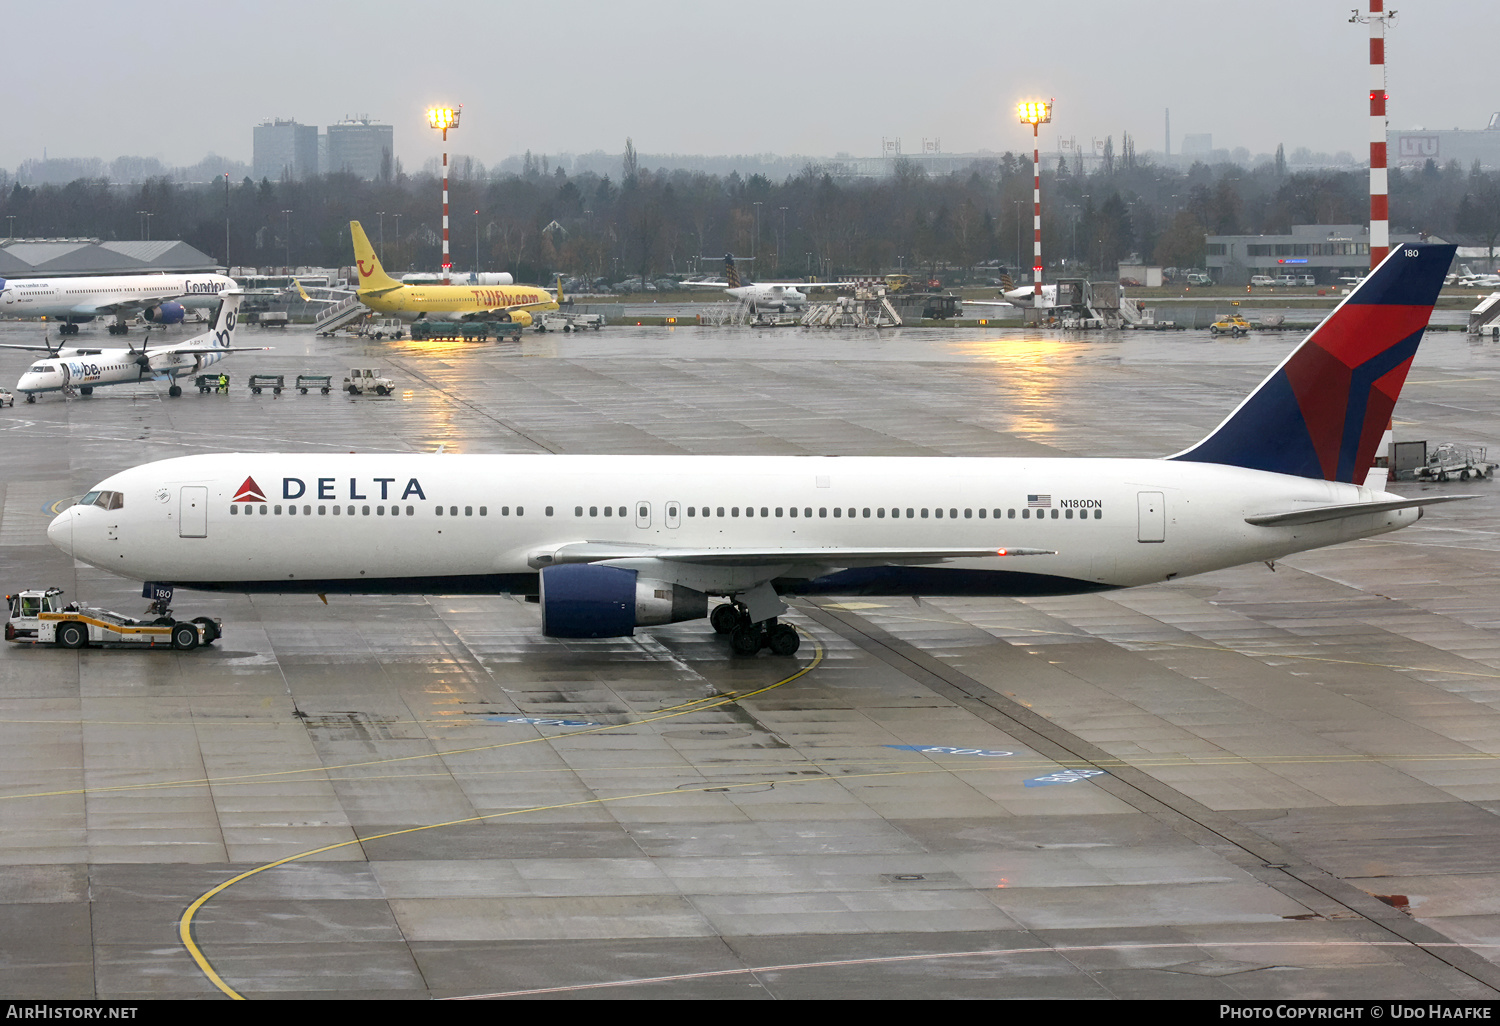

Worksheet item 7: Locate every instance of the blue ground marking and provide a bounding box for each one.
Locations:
[885,745,1016,758]
[487,716,602,727]
[1024,769,1106,787]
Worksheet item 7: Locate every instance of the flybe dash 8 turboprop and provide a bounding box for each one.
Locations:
[13,292,267,401]
[348,221,559,327]
[682,254,848,315]
[0,272,236,334]
[48,244,1466,657]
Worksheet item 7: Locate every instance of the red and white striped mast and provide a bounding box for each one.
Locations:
[427,105,462,285]
[1018,99,1053,312]
[1352,4,1394,270]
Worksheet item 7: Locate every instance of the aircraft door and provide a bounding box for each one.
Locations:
[665,501,681,529]
[1137,491,1165,543]
[180,486,208,538]
[636,501,652,529]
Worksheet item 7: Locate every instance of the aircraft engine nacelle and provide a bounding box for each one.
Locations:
[143,301,186,325]
[505,309,534,328]
[538,563,707,638]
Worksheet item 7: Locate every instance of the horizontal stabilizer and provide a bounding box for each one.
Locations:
[529,542,1056,569]
[1245,494,1476,527]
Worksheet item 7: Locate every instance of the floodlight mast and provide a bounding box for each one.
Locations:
[1017,99,1053,310]
[427,105,462,285]
[1350,4,1395,270]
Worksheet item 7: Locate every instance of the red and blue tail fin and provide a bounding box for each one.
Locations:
[1169,242,1455,483]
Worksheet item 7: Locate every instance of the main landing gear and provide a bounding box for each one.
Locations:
[711,602,801,657]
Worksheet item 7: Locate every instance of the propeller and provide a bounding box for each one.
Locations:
[126,337,152,378]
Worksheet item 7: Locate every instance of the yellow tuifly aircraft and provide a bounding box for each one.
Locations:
[348,221,560,327]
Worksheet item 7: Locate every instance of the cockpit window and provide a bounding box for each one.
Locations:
[75,491,122,510]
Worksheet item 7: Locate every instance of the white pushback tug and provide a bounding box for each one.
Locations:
[5,586,220,650]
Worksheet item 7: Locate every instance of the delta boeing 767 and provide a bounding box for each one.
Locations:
[47,244,1465,657]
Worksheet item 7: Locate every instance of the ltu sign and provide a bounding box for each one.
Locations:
[1398,135,1439,158]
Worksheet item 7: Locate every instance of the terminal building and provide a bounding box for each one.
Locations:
[326,117,394,181]
[253,118,319,182]
[1389,113,1500,170]
[0,238,220,277]
[1204,224,1437,285]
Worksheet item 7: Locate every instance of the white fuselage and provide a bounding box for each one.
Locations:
[727,284,808,312]
[16,292,243,398]
[47,453,1418,597]
[16,347,229,396]
[0,273,235,322]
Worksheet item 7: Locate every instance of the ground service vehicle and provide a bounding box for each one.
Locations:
[1210,313,1251,336]
[344,367,394,395]
[5,587,220,649]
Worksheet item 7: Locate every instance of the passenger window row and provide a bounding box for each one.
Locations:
[681,505,1104,521]
[227,503,1104,522]
[228,504,477,517]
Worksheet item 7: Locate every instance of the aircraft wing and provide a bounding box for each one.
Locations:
[532,541,1055,569]
[0,344,103,354]
[962,300,1017,308]
[86,296,188,317]
[680,280,730,288]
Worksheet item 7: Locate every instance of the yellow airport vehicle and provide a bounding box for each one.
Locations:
[1210,313,1251,337]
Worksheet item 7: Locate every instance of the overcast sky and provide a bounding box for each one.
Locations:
[7,0,1495,171]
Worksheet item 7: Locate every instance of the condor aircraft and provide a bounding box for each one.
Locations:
[0,272,236,334]
[49,245,1465,657]
[348,221,559,327]
[13,292,266,401]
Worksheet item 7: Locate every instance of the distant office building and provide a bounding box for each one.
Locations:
[1390,113,1500,170]
[1203,223,1439,285]
[253,119,319,181]
[326,117,394,181]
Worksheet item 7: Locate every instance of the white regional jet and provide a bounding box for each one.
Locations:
[682,254,843,315]
[0,272,236,335]
[10,292,264,401]
[48,244,1463,658]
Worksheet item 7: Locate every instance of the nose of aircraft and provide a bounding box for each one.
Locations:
[46,506,76,556]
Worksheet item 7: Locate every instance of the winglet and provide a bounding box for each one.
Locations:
[556,274,565,306]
